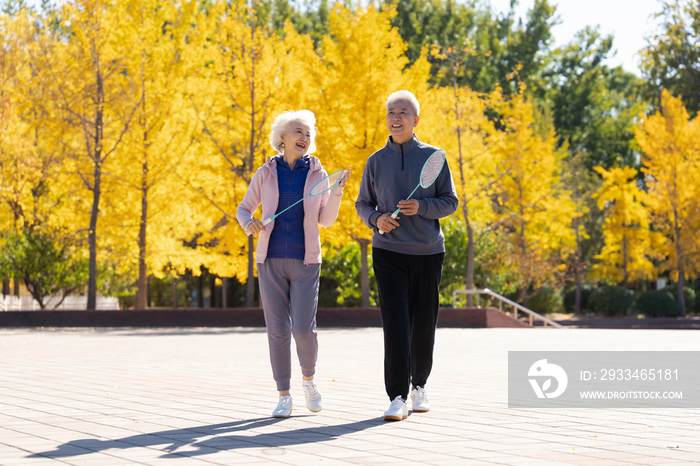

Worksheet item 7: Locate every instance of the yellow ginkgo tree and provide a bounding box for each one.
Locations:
[29,0,141,309]
[491,88,577,304]
[635,90,700,317]
[305,4,431,307]
[184,1,301,307]
[0,10,63,234]
[420,46,507,304]
[108,0,199,309]
[591,166,661,287]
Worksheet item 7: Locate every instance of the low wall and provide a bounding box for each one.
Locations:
[0,307,529,328]
[555,316,700,329]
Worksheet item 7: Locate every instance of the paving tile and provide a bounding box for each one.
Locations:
[1,327,699,465]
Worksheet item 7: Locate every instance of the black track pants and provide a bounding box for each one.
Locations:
[372,247,444,401]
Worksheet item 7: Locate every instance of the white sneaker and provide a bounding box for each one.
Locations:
[302,379,323,412]
[411,386,430,412]
[383,396,408,421]
[272,396,292,418]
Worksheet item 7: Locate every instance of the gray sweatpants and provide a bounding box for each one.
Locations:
[257,258,321,392]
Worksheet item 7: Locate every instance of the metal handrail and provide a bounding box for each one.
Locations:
[452,288,564,328]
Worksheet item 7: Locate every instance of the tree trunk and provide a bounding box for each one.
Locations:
[575,219,582,314]
[210,275,217,308]
[465,207,475,308]
[172,275,177,309]
[198,271,204,308]
[674,214,686,317]
[222,277,228,309]
[2,280,9,297]
[453,69,473,308]
[247,28,257,309]
[246,235,255,307]
[87,64,105,311]
[622,234,629,289]
[26,284,46,310]
[675,245,687,318]
[136,63,149,310]
[519,182,527,309]
[13,278,19,297]
[87,161,101,310]
[359,239,370,308]
[135,160,148,309]
[147,275,152,307]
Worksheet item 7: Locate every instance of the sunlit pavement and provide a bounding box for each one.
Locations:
[1,326,699,465]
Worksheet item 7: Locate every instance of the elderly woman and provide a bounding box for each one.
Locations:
[236,110,351,418]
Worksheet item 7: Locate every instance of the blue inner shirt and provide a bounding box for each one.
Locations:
[266,155,310,260]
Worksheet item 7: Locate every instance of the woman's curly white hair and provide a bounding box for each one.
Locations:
[269,110,317,155]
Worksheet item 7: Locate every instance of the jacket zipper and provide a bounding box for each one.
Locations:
[400,144,404,171]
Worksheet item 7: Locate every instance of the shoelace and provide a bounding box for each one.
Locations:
[304,383,320,399]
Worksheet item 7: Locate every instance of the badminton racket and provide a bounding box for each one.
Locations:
[246,169,348,236]
[379,149,446,235]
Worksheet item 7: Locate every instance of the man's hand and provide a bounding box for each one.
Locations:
[247,219,266,235]
[377,212,400,233]
[397,199,419,216]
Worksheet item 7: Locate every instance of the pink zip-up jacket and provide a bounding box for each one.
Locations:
[236,155,344,264]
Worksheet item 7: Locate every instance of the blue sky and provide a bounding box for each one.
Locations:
[489,0,663,75]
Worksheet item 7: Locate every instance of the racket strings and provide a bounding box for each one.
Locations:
[420,153,446,188]
[309,170,347,196]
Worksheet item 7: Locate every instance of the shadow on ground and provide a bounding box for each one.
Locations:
[31,416,384,459]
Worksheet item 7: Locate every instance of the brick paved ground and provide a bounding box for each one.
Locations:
[0,327,699,465]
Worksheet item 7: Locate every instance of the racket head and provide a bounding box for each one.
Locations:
[309,169,348,196]
[419,149,446,188]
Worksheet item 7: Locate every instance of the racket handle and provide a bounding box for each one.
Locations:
[378,211,400,235]
[246,218,271,236]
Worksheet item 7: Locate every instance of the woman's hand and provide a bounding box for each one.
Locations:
[339,167,352,188]
[247,219,266,235]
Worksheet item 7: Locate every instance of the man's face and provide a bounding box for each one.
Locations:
[386,99,419,144]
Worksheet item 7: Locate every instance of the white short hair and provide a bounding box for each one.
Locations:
[386,90,420,116]
[269,110,317,154]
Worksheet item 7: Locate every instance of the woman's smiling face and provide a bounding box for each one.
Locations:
[281,121,312,157]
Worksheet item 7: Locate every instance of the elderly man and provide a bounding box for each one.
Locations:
[355,90,459,421]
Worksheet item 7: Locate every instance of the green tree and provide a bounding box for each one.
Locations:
[640,0,700,116]
[386,0,558,95]
[548,28,646,170]
[0,230,88,309]
[320,242,378,307]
